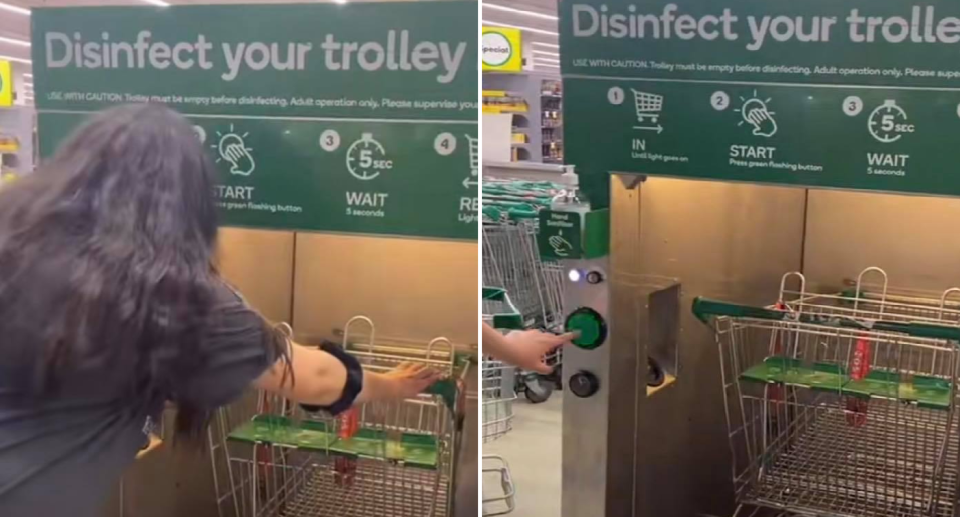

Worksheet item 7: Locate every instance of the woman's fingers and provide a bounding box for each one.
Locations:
[530,361,552,375]
[394,361,440,382]
[414,366,440,381]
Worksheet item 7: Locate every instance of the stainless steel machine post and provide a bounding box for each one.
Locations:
[561,175,807,517]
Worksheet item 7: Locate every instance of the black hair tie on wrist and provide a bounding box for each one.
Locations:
[301,341,364,416]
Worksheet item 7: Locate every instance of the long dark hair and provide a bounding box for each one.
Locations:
[0,104,283,440]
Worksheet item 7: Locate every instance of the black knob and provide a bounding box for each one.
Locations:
[586,270,604,284]
[569,371,600,398]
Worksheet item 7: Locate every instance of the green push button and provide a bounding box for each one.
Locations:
[565,307,607,349]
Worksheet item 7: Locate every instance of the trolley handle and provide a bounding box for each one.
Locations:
[483,287,524,330]
[692,296,960,341]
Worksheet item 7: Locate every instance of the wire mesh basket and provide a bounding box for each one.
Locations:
[481,355,516,444]
[695,267,960,517]
[481,287,520,445]
[209,317,469,517]
[481,287,521,515]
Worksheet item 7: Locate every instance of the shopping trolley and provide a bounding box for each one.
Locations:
[482,180,568,401]
[482,287,522,516]
[631,89,663,123]
[481,179,567,332]
[467,134,478,178]
[209,316,469,517]
[694,267,960,517]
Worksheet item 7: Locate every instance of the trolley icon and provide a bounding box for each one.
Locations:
[632,89,665,133]
[467,134,478,177]
[464,134,479,189]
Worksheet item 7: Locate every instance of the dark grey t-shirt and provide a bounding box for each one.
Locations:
[0,282,275,517]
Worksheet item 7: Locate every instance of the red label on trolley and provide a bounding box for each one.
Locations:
[851,337,872,381]
[339,408,359,439]
[846,336,872,427]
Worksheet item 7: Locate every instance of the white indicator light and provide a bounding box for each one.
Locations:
[568,269,582,282]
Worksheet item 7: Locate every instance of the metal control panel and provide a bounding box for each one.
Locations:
[561,256,616,517]
[557,180,684,517]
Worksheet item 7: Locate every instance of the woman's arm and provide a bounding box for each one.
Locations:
[252,341,439,406]
[482,322,575,373]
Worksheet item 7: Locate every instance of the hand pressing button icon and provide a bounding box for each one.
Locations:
[737,91,777,138]
[212,124,256,176]
[741,98,777,138]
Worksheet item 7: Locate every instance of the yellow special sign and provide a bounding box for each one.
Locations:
[0,60,11,107]
[482,27,522,72]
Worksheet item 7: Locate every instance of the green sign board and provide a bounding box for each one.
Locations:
[32,2,477,239]
[560,0,960,207]
[539,209,582,260]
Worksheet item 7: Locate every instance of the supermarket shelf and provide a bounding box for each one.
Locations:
[483,90,524,98]
[482,106,528,114]
[483,74,562,163]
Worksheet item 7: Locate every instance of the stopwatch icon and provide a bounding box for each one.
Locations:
[345,133,389,181]
[868,100,911,143]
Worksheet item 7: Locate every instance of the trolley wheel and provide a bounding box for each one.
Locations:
[523,373,554,404]
[647,357,665,388]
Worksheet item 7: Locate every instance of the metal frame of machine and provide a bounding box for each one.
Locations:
[558,176,806,517]
[552,168,960,517]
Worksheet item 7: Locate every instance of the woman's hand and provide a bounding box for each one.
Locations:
[356,362,443,403]
[482,323,576,374]
[381,362,444,399]
[503,330,576,373]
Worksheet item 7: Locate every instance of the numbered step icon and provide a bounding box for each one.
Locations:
[193,125,207,144]
[843,96,864,117]
[434,132,457,156]
[608,86,625,105]
[710,91,730,111]
[319,129,341,152]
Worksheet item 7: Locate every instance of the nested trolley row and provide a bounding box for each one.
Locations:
[482,178,570,405]
[481,179,567,332]
[209,316,469,517]
[696,267,960,517]
[481,287,522,516]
